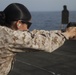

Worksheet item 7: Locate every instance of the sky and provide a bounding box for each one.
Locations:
[0,0,76,11]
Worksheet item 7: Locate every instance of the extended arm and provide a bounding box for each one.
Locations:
[0,26,66,53]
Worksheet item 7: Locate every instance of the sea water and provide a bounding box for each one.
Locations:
[29,11,76,31]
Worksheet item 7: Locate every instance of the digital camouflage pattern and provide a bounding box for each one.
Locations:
[0,26,66,75]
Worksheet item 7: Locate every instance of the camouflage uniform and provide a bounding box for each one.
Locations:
[0,26,66,75]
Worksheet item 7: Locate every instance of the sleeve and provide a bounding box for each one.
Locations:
[0,26,66,53]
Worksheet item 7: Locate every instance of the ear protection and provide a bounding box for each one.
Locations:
[18,24,21,27]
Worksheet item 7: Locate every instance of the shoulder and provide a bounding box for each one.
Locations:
[0,25,13,32]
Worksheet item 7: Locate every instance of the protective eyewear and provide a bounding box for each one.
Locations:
[21,20,32,29]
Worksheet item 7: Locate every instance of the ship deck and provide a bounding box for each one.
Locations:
[8,40,76,75]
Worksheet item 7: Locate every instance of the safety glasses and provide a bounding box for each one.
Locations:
[21,20,32,29]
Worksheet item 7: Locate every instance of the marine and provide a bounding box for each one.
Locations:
[0,26,66,75]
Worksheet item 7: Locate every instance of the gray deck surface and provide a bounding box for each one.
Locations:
[8,40,76,75]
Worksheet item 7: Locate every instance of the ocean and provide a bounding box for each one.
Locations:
[29,11,76,31]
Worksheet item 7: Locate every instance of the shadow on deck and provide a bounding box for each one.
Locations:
[8,40,76,75]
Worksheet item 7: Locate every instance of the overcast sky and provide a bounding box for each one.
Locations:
[0,0,76,11]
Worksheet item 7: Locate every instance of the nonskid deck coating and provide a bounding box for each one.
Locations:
[8,40,76,75]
